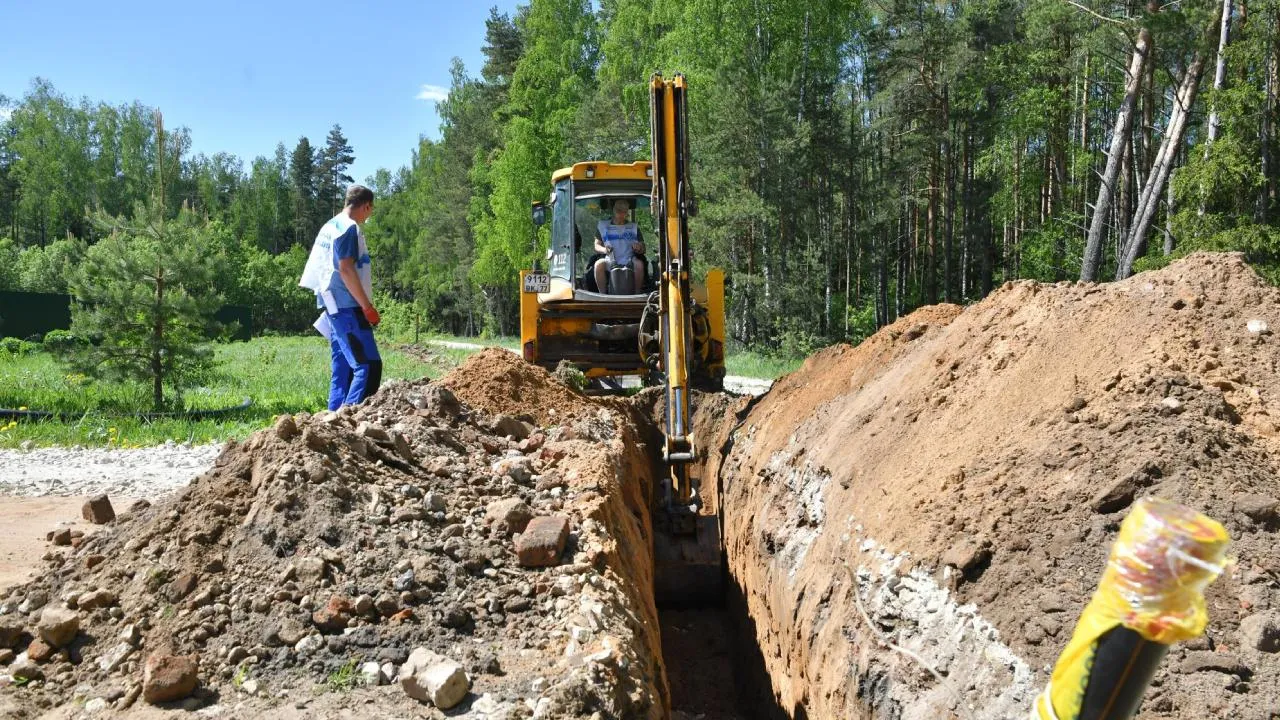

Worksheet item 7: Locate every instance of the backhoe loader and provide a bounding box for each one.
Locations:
[520,74,723,603]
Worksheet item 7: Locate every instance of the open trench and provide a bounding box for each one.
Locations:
[626,390,791,720]
[627,386,1025,720]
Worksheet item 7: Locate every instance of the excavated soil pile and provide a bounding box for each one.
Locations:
[0,349,670,719]
[712,252,1280,719]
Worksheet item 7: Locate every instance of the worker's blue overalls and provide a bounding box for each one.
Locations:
[298,213,382,410]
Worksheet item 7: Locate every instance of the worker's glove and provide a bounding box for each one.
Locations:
[362,305,381,327]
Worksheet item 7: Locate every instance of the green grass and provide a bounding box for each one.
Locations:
[324,658,360,693]
[0,336,472,448]
[724,350,804,380]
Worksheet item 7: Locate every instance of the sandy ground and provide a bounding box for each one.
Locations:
[0,496,138,592]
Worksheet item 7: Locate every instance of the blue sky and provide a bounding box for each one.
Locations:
[0,0,521,183]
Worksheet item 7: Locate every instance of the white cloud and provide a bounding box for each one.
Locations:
[415,84,450,103]
[0,108,11,122]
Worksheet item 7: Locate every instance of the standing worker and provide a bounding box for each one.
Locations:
[299,185,382,410]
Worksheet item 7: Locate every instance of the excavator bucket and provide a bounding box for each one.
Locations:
[653,467,724,608]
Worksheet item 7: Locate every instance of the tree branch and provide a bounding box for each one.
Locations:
[1061,0,1129,27]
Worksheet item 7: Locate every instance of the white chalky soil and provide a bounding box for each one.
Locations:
[0,442,221,499]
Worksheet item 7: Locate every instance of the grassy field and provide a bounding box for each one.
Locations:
[0,331,801,449]
[0,337,470,448]
[724,350,804,380]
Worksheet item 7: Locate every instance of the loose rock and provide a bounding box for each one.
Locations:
[81,494,116,524]
[142,651,199,704]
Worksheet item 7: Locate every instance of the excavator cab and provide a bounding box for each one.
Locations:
[521,159,726,389]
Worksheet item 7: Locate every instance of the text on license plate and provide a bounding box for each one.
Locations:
[523,273,550,293]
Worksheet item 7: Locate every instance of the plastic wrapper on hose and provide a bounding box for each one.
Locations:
[1033,496,1230,720]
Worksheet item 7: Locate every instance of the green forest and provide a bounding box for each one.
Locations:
[2,0,1277,356]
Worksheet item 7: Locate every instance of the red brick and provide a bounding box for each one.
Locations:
[312,595,355,632]
[515,515,570,567]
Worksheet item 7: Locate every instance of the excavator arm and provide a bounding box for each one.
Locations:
[650,73,697,508]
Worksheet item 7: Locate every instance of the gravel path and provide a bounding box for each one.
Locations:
[0,442,221,499]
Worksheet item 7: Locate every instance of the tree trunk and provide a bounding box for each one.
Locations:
[152,267,166,411]
[1201,0,1235,215]
[1206,0,1235,146]
[1081,27,1152,281]
[1118,51,1209,279]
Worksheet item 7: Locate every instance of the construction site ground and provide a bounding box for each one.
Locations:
[2,252,1279,719]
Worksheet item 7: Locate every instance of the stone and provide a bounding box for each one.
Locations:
[393,569,416,592]
[85,554,107,570]
[492,415,533,440]
[273,415,299,440]
[312,595,355,632]
[1178,650,1250,676]
[97,642,134,672]
[425,491,447,512]
[515,516,570,568]
[1090,462,1161,514]
[78,589,117,610]
[275,618,307,647]
[0,617,22,649]
[241,678,260,695]
[492,456,535,484]
[1239,612,1280,653]
[81,494,116,524]
[10,657,43,682]
[294,634,324,654]
[26,638,55,662]
[486,498,534,536]
[412,385,461,417]
[294,557,328,583]
[354,594,375,615]
[1247,319,1270,334]
[357,421,391,443]
[120,624,142,647]
[375,593,400,617]
[400,648,470,709]
[168,573,198,601]
[1235,494,1280,524]
[38,607,79,648]
[17,591,48,613]
[51,528,72,546]
[360,660,386,686]
[0,649,13,665]
[142,652,199,704]
[83,698,109,714]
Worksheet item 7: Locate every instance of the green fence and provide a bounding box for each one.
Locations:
[0,291,252,341]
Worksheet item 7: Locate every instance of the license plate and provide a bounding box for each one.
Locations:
[523,272,550,293]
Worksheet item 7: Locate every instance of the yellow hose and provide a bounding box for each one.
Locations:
[1033,496,1229,720]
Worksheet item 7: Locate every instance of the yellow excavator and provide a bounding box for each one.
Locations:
[520,74,723,602]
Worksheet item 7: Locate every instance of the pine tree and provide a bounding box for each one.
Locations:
[63,200,223,410]
[317,124,355,216]
[289,136,317,247]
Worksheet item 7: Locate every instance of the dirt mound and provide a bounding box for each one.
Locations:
[717,252,1280,718]
[0,351,668,719]
[441,348,597,426]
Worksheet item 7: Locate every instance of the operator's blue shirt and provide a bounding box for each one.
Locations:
[315,222,369,310]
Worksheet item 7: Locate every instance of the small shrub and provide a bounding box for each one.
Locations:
[42,329,88,356]
[0,337,38,356]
